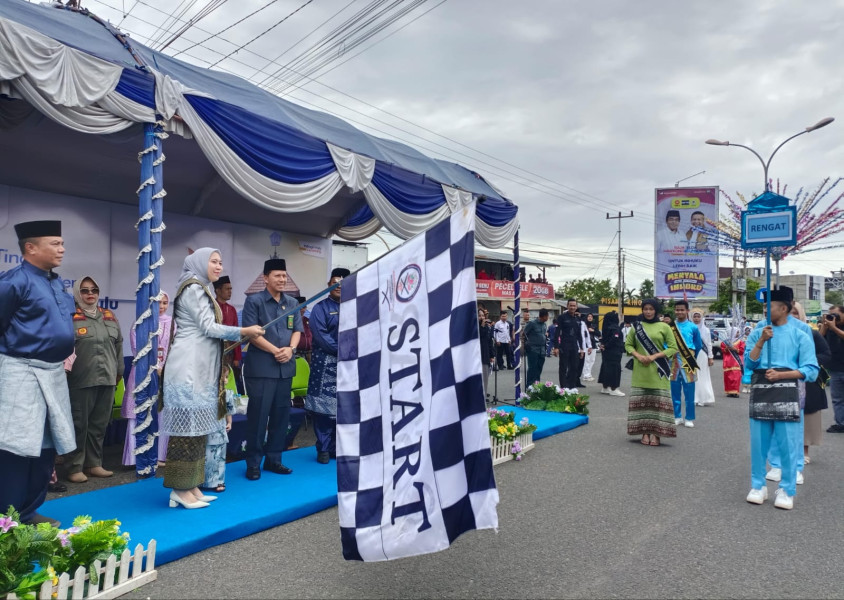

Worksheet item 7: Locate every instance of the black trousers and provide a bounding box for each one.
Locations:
[558,346,581,389]
[496,344,513,369]
[0,448,55,522]
[244,377,292,468]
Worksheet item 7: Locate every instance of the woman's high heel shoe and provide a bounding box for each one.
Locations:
[195,494,217,502]
[169,490,209,509]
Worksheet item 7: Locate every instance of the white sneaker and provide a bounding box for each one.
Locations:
[675,418,683,425]
[600,387,610,394]
[766,468,782,482]
[796,471,804,485]
[774,488,793,510]
[746,487,768,504]
[684,420,694,428]
[608,389,626,397]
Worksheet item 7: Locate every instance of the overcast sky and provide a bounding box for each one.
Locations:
[81,0,844,290]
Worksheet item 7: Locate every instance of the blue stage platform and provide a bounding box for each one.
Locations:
[43,410,587,566]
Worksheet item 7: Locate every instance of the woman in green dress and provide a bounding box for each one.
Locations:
[624,299,679,446]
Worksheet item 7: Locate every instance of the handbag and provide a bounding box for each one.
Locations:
[748,368,800,422]
[624,358,634,371]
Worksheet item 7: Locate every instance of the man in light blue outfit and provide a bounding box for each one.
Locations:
[744,286,817,510]
[668,301,702,427]
[751,301,813,485]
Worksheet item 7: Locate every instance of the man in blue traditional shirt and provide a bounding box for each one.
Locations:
[668,300,702,427]
[744,286,818,510]
[0,221,76,526]
[242,258,303,480]
[305,267,348,464]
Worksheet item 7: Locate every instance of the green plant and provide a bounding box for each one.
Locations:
[520,381,589,415]
[487,409,537,441]
[0,507,61,597]
[0,508,132,596]
[52,516,130,585]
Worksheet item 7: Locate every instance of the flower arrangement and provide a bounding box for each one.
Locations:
[487,409,537,441]
[520,381,590,415]
[0,508,131,598]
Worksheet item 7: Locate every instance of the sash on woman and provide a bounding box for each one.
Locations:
[634,322,672,378]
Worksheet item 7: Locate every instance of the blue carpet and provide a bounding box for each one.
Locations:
[43,408,587,566]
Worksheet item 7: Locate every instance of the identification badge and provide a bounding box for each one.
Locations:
[77,327,88,336]
[287,315,294,329]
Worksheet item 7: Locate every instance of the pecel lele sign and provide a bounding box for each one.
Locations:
[740,191,796,249]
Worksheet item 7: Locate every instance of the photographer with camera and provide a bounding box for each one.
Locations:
[819,305,844,433]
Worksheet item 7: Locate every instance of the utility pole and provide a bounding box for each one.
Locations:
[606,211,634,317]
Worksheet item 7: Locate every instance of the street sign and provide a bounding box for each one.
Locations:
[741,207,797,248]
[740,191,796,249]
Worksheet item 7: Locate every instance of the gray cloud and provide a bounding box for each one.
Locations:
[87,0,844,287]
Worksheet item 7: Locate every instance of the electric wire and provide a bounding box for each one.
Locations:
[171,0,283,57]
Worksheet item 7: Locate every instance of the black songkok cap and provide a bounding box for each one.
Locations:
[14,220,61,239]
[263,258,287,275]
[331,267,351,279]
[213,275,231,289]
[666,210,681,220]
[765,286,794,303]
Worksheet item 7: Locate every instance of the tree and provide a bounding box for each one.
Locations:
[708,278,764,315]
[827,289,843,306]
[555,277,615,305]
[638,279,655,300]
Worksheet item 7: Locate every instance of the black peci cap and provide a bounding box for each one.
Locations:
[14,220,61,239]
[263,258,287,275]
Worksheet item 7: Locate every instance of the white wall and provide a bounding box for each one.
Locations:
[0,184,332,352]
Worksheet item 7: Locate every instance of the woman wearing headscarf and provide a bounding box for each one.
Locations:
[597,311,624,396]
[691,309,715,406]
[624,299,678,446]
[122,291,173,467]
[721,326,745,397]
[160,248,264,509]
[65,276,124,483]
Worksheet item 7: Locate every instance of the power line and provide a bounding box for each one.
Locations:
[157,0,230,51]
[171,0,284,56]
[208,0,316,68]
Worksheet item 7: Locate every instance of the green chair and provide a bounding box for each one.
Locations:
[112,378,125,420]
[226,368,238,395]
[291,356,310,401]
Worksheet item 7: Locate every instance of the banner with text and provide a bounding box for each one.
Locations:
[336,205,498,561]
[654,186,719,299]
[475,280,554,299]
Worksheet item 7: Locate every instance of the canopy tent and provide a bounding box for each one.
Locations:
[0,0,522,476]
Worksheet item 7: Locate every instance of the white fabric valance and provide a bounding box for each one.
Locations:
[327,143,374,193]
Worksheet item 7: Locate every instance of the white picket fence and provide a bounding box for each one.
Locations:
[490,432,535,465]
[8,540,158,600]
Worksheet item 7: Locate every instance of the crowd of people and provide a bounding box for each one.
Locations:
[0,220,356,523]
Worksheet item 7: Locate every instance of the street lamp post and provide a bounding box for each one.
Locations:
[705,117,835,289]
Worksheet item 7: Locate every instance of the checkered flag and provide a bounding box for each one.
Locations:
[336,203,499,561]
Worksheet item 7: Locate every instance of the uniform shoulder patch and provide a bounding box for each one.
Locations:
[72,310,87,321]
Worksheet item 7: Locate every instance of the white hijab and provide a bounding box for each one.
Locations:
[691,309,710,350]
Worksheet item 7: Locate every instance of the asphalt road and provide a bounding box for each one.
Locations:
[125,354,844,599]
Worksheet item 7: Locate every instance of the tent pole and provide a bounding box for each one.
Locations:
[133,122,165,477]
[513,229,521,403]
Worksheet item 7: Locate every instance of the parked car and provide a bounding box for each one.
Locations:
[705,316,731,359]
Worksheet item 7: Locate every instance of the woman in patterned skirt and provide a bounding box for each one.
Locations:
[624,299,678,446]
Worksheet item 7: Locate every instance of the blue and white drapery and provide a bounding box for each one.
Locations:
[0,9,518,248]
[0,3,522,468]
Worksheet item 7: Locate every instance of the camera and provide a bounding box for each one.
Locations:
[826,314,837,322]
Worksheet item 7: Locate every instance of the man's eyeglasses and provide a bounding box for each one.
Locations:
[80,288,99,295]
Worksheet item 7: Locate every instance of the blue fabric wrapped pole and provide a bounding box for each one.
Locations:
[133,122,162,478]
[513,229,521,403]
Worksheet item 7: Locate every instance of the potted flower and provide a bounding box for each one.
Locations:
[520,381,589,415]
[1,508,154,600]
[487,409,537,465]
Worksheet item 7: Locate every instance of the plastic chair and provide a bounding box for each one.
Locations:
[291,356,310,400]
[112,378,125,420]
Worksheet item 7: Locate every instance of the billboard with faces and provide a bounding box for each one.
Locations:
[654,186,719,299]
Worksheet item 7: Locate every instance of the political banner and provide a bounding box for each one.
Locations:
[475,279,554,299]
[336,203,499,561]
[654,186,719,298]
